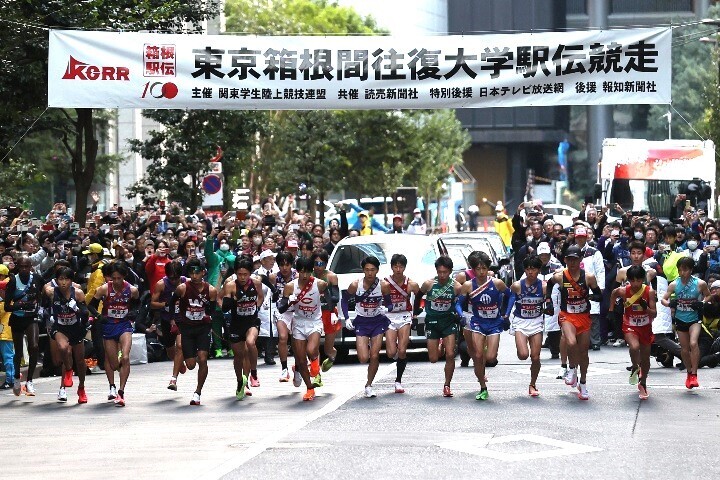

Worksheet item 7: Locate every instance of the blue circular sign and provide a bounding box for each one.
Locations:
[202,174,222,194]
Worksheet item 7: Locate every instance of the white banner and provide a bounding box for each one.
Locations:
[48,28,671,110]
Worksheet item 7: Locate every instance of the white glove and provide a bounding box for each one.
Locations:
[288,294,297,304]
[330,312,339,325]
[345,318,354,330]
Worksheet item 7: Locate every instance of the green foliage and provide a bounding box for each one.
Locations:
[0,159,44,206]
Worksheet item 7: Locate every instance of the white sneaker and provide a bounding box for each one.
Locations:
[556,367,567,380]
[108,385,117,401]
[578,382,590,400]
[279,368,290,382]
[613,339,626,347]
[292,366,302,387]
[24,380,36,396]
[364,386,376,398]
[394,382,405,393]
[564,367,578,387]
[57,387,68,402]
[190,392,201,406]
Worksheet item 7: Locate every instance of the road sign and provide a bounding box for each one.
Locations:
[202,174,222,195]
[232,188,250,210]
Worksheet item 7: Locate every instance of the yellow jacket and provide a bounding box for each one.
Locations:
[86,261,107,312]
[0,279,11,341]
[494,214,514,247]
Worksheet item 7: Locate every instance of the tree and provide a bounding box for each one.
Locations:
[0,0,221,224]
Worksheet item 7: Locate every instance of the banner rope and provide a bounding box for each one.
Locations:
[0,107,49,164]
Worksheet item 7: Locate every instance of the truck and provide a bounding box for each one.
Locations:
[596,138,715,220]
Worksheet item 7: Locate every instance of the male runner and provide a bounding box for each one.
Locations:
[44,267,90,403]
[458,252,507,400]
[221,257,264,400]
[507,255,547,397]
[385,254,419,393]
[277,256,330,401]
[609,265,657,399]
[89,262,139,407]
[312,250,341,375]
[150,260,186,391]
[174,258,218,405]
[268,252,297,382]
[341,256,390,398]
[417,256,462,398]
[546,245,602,400]
[661,257,711,389]
[4,257,44,396]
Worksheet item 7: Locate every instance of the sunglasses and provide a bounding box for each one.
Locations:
[314,261,326,267]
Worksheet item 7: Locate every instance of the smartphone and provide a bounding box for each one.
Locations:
[685,200,691,208]
[118,206,124,215]
[159,200,166,208]
[70,222,79,230]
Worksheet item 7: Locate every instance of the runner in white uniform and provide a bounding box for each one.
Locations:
[384,254,419,394]
[268,252,297,382]
[277,256,329,401]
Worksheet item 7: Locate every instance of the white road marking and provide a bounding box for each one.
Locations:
[438,433,602,461]
[510,365,623,378]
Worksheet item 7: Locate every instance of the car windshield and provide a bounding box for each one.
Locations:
[445,244,470,271]
[477,234,508,257]
[329,243,387,274]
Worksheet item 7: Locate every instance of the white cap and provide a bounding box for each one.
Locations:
[259,249,277,260]
[413,208,421,214]
[711,280,720,290]
[537,242,551,255]
[495,201,504,212]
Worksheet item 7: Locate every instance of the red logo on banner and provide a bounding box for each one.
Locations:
[141,82,179,99]
[144,44,176,77]
[62,56,129,81]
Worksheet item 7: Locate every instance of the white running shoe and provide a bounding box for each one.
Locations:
[564,367,578,387]
[279,368,290,382]
[556,367,567,380]
[24,380,36,396]
[292,366,302,388]
[394,382,405,394]
[364,386,376,398]
[57,387,68,402]
[190,392,201,406]
[108,385,117,401]
[577,382,590,400]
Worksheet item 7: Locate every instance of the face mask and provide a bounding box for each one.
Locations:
[170,249,178,256]
[711,240,720,248]
[526,235,533,243]
[219,243,230,252]
[634,231,644,240]
[253,237,262,246]
[124,255,134,262]
[687,240,698,251]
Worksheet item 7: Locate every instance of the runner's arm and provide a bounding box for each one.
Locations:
[413,281,429,316]
[276,283,295,314]
[647,289,657,319]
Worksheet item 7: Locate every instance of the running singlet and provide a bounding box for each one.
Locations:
[101,281,131,323]
[512,278,544,319]
[355,279,383,318]
[12,273,40,317]
[674,276,700,323]
[469,278,502,320]
[385,276,412,313]
[52,287,79,326]
[623,284,651,327]
[159,276,184,322]
[179,280,211,324]
[559,271,590,314]
[291,278,321,322]
[234,278,259,319]
[275,270,298,298]
[425,279,456,321]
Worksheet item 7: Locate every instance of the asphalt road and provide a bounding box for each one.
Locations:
[2,338,719,480]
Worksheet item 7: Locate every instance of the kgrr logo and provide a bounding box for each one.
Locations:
[141,81,178,99]
[62,56,129,80]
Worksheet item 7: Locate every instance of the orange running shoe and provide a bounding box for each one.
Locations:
[63,369,74,388]
[78,387,88,404]
[309,358,320,377]
[302,388,315,401]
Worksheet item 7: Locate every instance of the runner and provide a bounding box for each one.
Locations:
[43,267,90,404]
[506,255,548,397]
[4,257,45,396]
[609,265,657,399]
[88,262,139,407]
[268,252,297,382]
[455,252,481,368]
[341,256,390,398]
[661,257,711,389]
[254,249,278,366]
[312,249,341,376]
[174,258,218,405]
[277,256,330,401]
[417,256,462,397]
[150,260,186,391]
[458,252,508,400]
[546,245,602,400]
[220,256,264,400]
[384,254,419,394]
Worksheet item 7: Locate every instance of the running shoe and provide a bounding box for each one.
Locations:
[108,385,117,401]
[190,392,201,405]
[279,368,290,382]
[685,374,693,389]
[577,382,590,400]
[303,388,315,401]
[0,381,11,390]
[443,385,453,397]
[24,380,36,396]
[311,373,323,388]
[168,378,178,391]
[529,385,540,397]
[321,357,334,372]
[364,386,376,398]
[63,369,74,388]
[226,349,234,358]
[556,367,567,380]
[564,367,578,387]
[114,391,125,407]
[12,379,21,396]
[638,383,649,400]
[629,366,640,385]
[689,374,699,389]
[249,374,260,388]
[236,375,247,400]
[245,388,252,397]
[57,386,68,402]
[214,348,224,359]
[476,388,489,401]
[292,366,302,387]
[394,382,405,394]
[77,387,88,404]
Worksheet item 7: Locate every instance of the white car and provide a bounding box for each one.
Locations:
[327,233,454,359]
[539,203,580,228]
